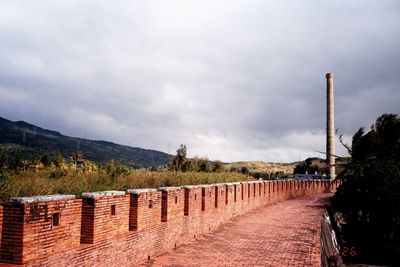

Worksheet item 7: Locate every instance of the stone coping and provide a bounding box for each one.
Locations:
[225,182,241,186]
[198,184,214,188]
[128,189,158,194]
[158,186,182,191]
[182,185,199,189]
[82,191,126,198]
[182,184,215,189]
[11,194,76,204]
[8,180,327,203]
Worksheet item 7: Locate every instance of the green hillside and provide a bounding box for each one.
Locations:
[0,116,171,167]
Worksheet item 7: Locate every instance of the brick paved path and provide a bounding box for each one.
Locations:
[141,194,332,267]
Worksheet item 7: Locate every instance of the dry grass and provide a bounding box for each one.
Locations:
[226,161,296,175]
[0,170,253,202]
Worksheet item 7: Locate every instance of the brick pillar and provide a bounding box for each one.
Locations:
[128,189,161,231]
[159,187,184,222]
[182,186,202,217]
[198,185,216,232]
[1,195,80,264]
[225,183,240,218]
[81,191,129,244]
[0,202,24,264]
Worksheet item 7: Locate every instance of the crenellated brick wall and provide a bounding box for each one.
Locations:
[80,191,129,244]
[0,179,340,266]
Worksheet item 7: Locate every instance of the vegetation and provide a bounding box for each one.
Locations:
[332,113,400,266]
[0,116,170,167]
[293,157,350,177]
[0,164,252,203]
[168,144,223,173]
[168,144,187,171]
[0,146,252,202]
[293,157,327,174]
[227,161,296,179]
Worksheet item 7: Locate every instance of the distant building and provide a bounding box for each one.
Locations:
[294,171,327,180]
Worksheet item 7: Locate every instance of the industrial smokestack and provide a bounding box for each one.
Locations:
[326,73,335,179]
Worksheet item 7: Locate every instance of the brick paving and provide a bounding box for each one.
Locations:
[141,194,332,267]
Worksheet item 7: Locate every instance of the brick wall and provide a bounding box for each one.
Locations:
[81,191,129,244]
[0,179,340,266]
[128,189,161,231]
[0,195,81,265]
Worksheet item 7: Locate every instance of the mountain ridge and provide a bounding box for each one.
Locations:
[0,116,171,167]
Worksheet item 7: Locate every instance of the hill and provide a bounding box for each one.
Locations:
[0,116,171,167]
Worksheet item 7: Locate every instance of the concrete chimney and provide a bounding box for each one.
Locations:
[326,73,335,179]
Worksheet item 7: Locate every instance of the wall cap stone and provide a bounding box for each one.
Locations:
[127,189,158,194]
[225,182,241,186]
[182,185,201,189]
[10,194,76,204]
[158,186,182,191]
[198,184,214,188]
[82,191,126,198]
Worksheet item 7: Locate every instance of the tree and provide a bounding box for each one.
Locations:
[213,160,225,172]
[104,159,129,178]
[54,153,66,169]
[332,113,400,263]
[71,151,83,167]
[168,144,187,171]
[293,157,327,174]
[197,157,212,172]
[182,159,197,172]
[240,166,250,175]
[39,154,50,167]
[21,160,29,172]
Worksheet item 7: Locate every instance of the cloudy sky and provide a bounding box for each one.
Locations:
[1,1,399,162]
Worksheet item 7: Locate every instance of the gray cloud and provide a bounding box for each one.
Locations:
[1,0,399,162]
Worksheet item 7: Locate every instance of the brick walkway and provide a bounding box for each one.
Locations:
[141,194,332,267]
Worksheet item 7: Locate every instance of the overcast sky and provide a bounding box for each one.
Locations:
[1,1,399,162]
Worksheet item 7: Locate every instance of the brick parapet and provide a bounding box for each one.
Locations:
[0,196,81,265]
[128,189,161,231]
[81,191,129,244]
[0,179,338,266]
[160,187,184,222]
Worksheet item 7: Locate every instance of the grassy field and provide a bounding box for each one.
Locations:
[0,169,253,202]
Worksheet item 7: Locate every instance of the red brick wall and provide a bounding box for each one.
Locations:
[81,191,129,244]
[223,183,241,220]
[0,180,338,266]
[160,187,184,222]
[182,186,202,239]
[0,195,80,264]
[199,185,218,232]
[128,189,161,231]
[0,202,24,264]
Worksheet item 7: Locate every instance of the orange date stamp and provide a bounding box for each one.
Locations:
[341,246,357,257]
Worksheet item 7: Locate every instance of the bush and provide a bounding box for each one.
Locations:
[213,160,225,172]
[332,113,400,265]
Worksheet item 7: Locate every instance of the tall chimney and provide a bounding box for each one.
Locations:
[326,73,335,179]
